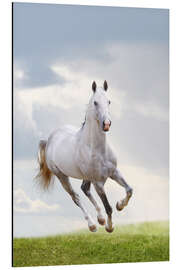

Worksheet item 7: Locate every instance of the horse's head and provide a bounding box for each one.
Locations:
[91,80,112,132]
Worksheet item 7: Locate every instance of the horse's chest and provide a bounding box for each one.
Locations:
[78,151,112,181]
[96,162,111,181]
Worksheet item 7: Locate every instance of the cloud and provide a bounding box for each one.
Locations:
[13,48,169,175]
[15,40,168,124]
[14,188,60,215]
[133,102,168,122]
[13,91,39,159]
[14,66,25,81]
[13,4,168,90]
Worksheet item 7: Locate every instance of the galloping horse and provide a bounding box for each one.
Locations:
[36,81,133,233]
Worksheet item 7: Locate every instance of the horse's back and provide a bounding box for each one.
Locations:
[45,125,83,179]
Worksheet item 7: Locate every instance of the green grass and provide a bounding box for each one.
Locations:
[13,221,169,267]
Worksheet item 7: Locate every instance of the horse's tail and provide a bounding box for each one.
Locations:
[36,140,53,190]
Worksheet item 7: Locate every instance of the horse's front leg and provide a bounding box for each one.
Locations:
[93,182,114,233]
[81,180,105,225]
[110,169,133,211]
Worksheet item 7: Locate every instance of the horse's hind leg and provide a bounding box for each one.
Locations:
[110,169,133,211]
[81,180,105,226]
[54,169,97,232]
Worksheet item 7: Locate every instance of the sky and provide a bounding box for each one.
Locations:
[13,2,169,237]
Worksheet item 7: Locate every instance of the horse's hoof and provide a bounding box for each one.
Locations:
[89,224,97,232]
[116,202,124,211]
[97,216,106,226]
[105,226,114,233]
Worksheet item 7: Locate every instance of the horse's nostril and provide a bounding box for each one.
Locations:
[103,120,111,126]
[103,120,111,131]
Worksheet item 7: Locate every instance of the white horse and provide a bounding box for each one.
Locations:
[36,81,133,233]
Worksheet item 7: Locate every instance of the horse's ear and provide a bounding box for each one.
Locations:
[103,80,108,91]
[92,81,97,92]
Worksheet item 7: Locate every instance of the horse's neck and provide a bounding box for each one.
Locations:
[81,114,106,154]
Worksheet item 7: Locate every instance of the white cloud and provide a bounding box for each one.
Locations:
[14,91,38,133]
[133,102,168,122]
[14,62,126,131]
[103,42,169,122]
[13,64,28,87]
[13,41,168,172]
[14,68,24,80]
[14,188,60,214]
[13,66,39,141]
[14,41,169,148]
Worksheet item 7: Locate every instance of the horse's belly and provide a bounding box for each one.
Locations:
[46,128,83,179]
[56,160,83,180]
[53,150,83,179]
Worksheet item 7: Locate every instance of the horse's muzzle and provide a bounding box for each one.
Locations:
[103,120,111,132]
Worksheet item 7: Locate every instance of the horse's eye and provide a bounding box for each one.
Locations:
[108,100,111,105]
[94,101,98,106]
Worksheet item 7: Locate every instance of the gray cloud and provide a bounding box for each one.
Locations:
[14,62,65,89]
[13,93,38,160]
[13,99,86,160]
[13,3,169,89]
[32,103,85,137]
[14,188,60,215]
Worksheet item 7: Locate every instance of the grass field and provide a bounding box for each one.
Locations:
[13,221,169,267]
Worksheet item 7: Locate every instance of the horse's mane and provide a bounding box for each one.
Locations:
[81,103,90,129]
[81,116,86,128]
